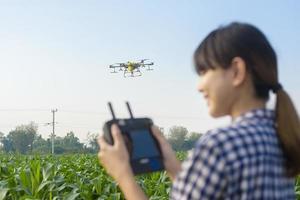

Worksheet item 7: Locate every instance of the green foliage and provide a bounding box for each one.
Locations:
[167,126,188,151]
[0,153,298,199]
[54,132,84,154]
[6,122,37,153]
[167,126,202,151]
[0,154,174,200]
[86,133,99,153]
[1,123,97,154]
[296,176,300,200]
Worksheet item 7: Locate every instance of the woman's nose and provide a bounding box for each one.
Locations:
[197,79,204,93]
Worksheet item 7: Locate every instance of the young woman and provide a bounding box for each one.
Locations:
[98,22,300,199]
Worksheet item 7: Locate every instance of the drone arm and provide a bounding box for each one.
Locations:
[141,62,154,66]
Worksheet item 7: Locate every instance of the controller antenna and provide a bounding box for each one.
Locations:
[108,102,116,119]
[126,101,134,119]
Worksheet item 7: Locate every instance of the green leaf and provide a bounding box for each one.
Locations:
[64,192,80,200]
[0,188,8,200]
[37,180,51,193]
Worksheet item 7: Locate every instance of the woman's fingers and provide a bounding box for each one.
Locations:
[98,135,111,151]
[97,124,131,182]
[151,125,166,144]
[98,124,124,150]
[111,124,124,147]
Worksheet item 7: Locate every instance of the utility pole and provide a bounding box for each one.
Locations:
[46,109,58,154]
[51,109,58,154]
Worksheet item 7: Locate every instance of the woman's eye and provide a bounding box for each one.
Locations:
[199,70,207,76]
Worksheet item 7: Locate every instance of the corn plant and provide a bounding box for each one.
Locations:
[0,154,171,200]
[296,176,300,200]
[1,153,299,199]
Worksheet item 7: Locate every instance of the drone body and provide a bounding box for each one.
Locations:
[109,59,154,77]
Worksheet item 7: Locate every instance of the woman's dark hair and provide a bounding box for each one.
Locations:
[194,22,300,177]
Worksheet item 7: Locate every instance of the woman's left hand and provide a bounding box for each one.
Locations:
[98,124,133,182]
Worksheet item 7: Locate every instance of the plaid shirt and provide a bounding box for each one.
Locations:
[171,108,295,200]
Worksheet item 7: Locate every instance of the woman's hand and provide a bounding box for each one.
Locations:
[98,124,133,183]
[151,126,182,181]
[98,124,148,200]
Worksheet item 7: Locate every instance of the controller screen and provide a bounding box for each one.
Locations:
[129,129,159,159]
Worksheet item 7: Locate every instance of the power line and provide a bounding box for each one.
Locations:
[0,109,50,112]
[0,108,211,120]
[59,110,107,115]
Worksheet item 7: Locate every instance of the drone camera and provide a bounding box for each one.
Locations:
[103,102,164,175]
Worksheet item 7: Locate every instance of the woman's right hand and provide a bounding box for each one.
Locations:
[151,126,182,181]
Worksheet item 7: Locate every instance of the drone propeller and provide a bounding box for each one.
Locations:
[109,63,125,73]
[109,66,118,73]
[146,65,154,70]
[140,62,154,67]
[138,59,149,63]
[143,62,154,65]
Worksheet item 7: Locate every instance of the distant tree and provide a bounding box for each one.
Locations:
[55,136,64,145]
[0,132,4,151]
[1,137,14,152]
[51,132,84,153]
[63,131,83,150]
[0,132,14,152]
[167,126,188,151]
[2,124,94,154]
[184,132,202,150]
[86,132,99,153]
[166,126,203,151]
[32,134,51,154]
[54,146,66,154]
[7,122,37,154]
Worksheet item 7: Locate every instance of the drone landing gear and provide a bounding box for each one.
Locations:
[124,70,142,77]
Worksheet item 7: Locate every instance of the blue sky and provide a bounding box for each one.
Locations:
[0,0,299,142]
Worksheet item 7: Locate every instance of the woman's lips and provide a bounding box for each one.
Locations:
[204,95,209,105]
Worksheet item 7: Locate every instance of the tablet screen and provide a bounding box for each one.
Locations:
[129,129,160,159]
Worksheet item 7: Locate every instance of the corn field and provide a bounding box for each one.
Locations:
[0,154,174,200]
[0,153,299,200]
[296,176,300,200]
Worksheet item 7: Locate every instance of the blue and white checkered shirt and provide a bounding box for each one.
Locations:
[171,108,295,200]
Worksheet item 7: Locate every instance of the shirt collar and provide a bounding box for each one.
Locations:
[233,108,275,126]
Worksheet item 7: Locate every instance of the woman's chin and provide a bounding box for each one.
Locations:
[209,107,224,118]
[209,107,218,118]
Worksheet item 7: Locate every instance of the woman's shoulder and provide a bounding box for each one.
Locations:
[195,125,240,148]
[193,124,257,160]
[195,108,276,148]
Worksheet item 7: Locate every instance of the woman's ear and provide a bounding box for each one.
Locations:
[230,57,247,87]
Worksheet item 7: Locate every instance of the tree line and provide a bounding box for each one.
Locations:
[0,122,202,154]
[0,122,97,154]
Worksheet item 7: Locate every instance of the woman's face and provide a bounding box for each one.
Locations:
[197,67,234,118]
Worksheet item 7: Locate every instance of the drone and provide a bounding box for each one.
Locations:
[109,59,154,77]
